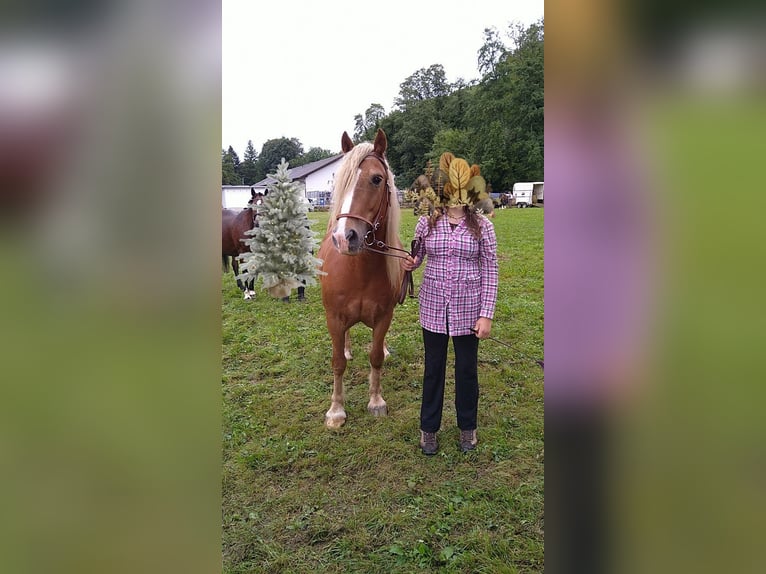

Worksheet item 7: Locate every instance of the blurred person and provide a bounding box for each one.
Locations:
[545,1,657,572]
[0,2,222,574]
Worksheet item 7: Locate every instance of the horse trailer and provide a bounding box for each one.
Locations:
[512,181,544,207]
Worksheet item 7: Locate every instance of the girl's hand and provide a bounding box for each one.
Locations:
[401,255,419,271]
[472,317,492,339]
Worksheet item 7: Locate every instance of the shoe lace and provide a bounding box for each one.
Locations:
[422,432,437,447]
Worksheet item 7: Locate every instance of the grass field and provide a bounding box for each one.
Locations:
[222,207,544,573]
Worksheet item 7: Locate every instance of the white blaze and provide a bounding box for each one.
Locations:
[333,168,361,237]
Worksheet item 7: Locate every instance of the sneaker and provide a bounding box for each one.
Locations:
[419,431,438,455]
[459,429,477,452]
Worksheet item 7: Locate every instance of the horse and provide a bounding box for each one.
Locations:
[222,189,261,299]
[318,129,405,428]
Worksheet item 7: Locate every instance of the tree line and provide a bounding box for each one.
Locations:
[222,19,543,193]
[221,138,336,187]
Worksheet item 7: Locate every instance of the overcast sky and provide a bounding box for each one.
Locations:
[222,0,543,157]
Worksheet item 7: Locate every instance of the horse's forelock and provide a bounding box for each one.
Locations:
[328,142,374,223]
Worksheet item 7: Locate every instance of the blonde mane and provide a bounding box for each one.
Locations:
[328,142,402,292]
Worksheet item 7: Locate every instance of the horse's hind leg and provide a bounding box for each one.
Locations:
[367,315,392,417]
[325,322,348,428]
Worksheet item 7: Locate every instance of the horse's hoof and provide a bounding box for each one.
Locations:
[325,415,346,429]
[368,404,388,417]
[344,350,352,360]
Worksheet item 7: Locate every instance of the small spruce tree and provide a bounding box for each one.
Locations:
[237,159,323,298]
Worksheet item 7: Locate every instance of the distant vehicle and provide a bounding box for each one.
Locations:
[512,181,544,208]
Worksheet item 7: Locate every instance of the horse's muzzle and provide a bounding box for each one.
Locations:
[331,226,363,254]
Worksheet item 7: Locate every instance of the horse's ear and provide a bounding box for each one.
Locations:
[251,188,256,198]
[373,128,387,157]
[341,132,354,153]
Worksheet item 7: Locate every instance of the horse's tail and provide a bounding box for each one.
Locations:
[222,255,230,273]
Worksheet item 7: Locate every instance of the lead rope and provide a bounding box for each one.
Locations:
[470,328,544,369]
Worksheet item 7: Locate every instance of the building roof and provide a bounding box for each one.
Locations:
[253,154,343,187]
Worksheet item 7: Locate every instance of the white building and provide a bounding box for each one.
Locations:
[222,154,343,209]
[221,185,255,210]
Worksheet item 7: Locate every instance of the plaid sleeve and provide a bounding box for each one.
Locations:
[411,216,428,269]
[479,219,499,319]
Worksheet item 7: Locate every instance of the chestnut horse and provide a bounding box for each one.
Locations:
[318,129,405,428]
[222,189,260,299]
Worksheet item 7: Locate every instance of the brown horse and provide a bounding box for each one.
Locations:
[222,189,260,299]
[318,129,404,428]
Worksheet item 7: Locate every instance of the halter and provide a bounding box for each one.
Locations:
[335,153,411,260]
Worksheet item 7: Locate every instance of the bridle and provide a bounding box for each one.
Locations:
[335,152,411,260]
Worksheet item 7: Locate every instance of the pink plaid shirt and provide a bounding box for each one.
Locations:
[411,215,499,336]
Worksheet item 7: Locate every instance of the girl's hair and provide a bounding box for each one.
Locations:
[426,205,482,240]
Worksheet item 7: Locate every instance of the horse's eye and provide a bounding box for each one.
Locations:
[372,175,383,186]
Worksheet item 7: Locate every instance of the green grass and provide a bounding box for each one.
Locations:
[222,207,544,573]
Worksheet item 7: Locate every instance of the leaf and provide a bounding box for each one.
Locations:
[439,152,454,173]
[388,545,404,555]
[430,167,450,194]
[466,175,487,203]
[439,546,455,561]
[470,164,481,177]
[448,158,471,193]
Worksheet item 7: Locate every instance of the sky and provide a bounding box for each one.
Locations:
[222,0,543,157]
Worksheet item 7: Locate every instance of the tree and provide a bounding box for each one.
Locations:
[352,103,386,143]
[291,147,336,168]
[504,19,544,182]
[237,159,323,298]
[227,145,240,171]
[428,129,473,166]
[221,147,240,185]
[465,19,544,189]
[394,64,451,110]
[257,137,304,179]
[239,140,260,185]
[387,99,442,188]
[477,27,508,79]
[341,20,543,192]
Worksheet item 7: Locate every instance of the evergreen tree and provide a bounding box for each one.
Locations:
[237,159,323,298]
[240,140,259,184]
[221,147,240,185]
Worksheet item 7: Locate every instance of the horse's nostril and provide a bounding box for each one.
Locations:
[345,229,357,242]
[332,235,339,249]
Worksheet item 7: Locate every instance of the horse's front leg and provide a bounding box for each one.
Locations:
[325,323,348,428]
[367,313,393,417]
[344,330,352,360]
